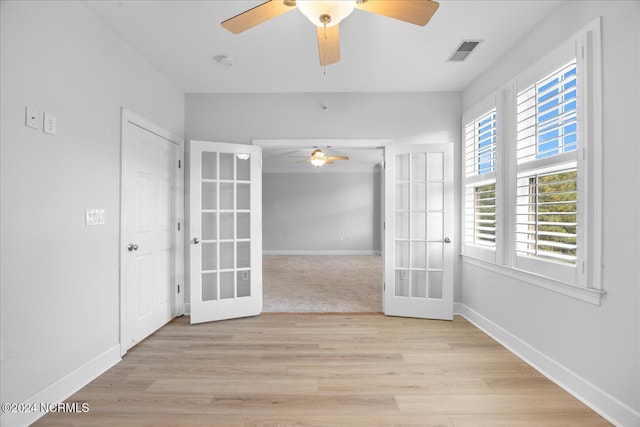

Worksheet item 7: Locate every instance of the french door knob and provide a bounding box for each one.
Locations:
[127,243,139,252]
[444,237,451,244]
[192,237,200,245]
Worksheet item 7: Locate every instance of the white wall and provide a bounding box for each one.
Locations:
[263,171,382,253]
[185,91,463,299]
[186,92,460,146]
[461,1,640,424]
[0,0,184,421]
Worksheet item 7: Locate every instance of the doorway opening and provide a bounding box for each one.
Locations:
[256,139,388,313]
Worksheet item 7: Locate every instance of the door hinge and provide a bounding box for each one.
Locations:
[177,222,181,231]
[383,282,386,291]
[177,284,181,294]
[178,159,181,169]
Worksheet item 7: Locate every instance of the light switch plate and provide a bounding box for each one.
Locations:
[43,112,57,135]
[86,209,105,226]
[25,106,39,129]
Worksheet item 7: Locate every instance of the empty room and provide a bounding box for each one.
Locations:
[1,1,639,426]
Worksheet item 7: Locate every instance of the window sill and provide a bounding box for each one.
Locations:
[460,254,605,306]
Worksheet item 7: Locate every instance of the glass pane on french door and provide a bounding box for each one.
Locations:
[200,151,252,302]
[393,152,445,301]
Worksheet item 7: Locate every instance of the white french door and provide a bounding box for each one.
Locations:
[384,143,454,320]
[189,141,262,324]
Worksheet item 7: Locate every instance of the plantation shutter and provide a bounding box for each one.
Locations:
[463,110,497,255]
[514,60,578,266]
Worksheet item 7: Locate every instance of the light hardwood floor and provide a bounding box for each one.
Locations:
[35,314,611,426]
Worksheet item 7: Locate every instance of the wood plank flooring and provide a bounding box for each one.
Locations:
[34,314,610,426]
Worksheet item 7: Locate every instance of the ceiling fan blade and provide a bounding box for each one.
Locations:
[355,0,439,26]
[317,24,340,66]
[327,156,349,161]
[296,159,311,163]
[221,0,296,34]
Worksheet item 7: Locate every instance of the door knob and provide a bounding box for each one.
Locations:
[192,237,200,245]
[444,237,451,244]
[127,243,139,252]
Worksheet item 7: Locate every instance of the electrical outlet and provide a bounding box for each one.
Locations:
[43,112,57,135]
[25,106,39,129]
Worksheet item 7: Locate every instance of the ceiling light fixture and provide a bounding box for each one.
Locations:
[236,153,251,160]
[310,157,327,167]
[310,149,326,167]
[296,1,356,28]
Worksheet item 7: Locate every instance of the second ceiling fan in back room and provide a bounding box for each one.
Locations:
[221,0,440,67]
[290,148,349,168]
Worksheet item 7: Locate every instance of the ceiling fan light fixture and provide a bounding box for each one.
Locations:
[236,153,251,160]
[310,157,327,167]
[296,0,356,28]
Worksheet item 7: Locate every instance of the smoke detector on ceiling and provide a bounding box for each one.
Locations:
[448,40,482,62]
[214,55,235,67]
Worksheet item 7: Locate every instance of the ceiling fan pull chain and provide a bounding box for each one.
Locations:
[323,22,327,75]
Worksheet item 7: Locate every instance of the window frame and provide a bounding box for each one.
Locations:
[460,18,604,304]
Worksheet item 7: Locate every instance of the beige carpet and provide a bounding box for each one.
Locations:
[262,255,383,313]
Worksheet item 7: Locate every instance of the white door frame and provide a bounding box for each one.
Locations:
[119,108,185,356]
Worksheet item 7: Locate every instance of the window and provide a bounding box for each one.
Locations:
[463,108,497,261]
[461,19,603,303]
[514,61,579,277]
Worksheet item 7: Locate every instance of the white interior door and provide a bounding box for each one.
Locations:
[122,115,183,352]
[189,140,262,324]
[384,143,454,320]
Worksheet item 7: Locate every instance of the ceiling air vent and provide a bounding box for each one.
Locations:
[448,40,482,62]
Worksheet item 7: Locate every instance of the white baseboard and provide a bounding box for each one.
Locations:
[263,250,382,256]
[453,302,640,427]
[184,302,191,315]
[0,344,121,427]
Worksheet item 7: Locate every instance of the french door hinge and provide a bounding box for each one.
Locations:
[178,159,181,169]
[383,282,386,291]
[177,222,181,231]
[177,284,181,294]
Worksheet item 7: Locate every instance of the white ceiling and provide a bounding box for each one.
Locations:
[85,0,565,94]
[84,0,564,172]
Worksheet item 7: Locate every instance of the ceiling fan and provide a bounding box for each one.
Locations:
[221,0,440,66]
[290,148,349,167]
